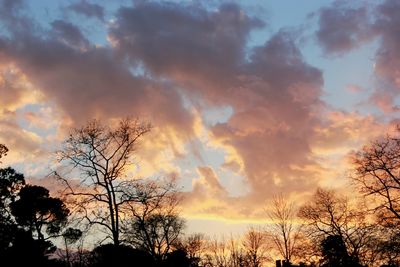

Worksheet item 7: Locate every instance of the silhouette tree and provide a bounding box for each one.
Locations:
[90,243,154,267]
[352,128,400,224]
[267,194,300,264]
[57,118,151,245]
[0,145,25,261]
[0,165,25,260]
[62,227,83,267]
[180,233,206,266]
[6,228,62,267]
[162,249,191,267]
[242,227,268,267]
[10,185,70,241]
[351,129,400,265]
[0,144,8,161]
[204,237,243,267]
[0,145,69,266]
[0,145,71,267]
[125,212,185,262]
[299,188,376,266]
[320,235,361,267]
[119,174,182,261]
[377,228,400,266]
[0,167,25,218]
[201,235,260,267]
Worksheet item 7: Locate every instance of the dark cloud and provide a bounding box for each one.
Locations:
[0,0,34,36]
[51,20,89,50]
[67,0,104,21]
[0,2,192,134]
[0,0,349,218]
[0,0,397,221]
[315,0,400,114]
[109,2,264,104]
[109,2,324,200]
[0,0,24,16]
[370,0,400,113]
[316,2,373,55]
[210,31,323,200]
[16,42,190,131]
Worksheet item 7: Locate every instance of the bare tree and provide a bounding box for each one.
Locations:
[377,227,400,266]
[229,237,248,267]
[57,118,151,246]
[60,227,82,267]
[132,213,185,261]
[122,181,184,262]
[242,227,268,267]
[350,127,400,265]
[298,188,378,266]
[204,237,230,267]
[181,233,206,265]
[352,129,400,224]
[267,194,300,264]
[201,234,266,267]
[204,236,244,267]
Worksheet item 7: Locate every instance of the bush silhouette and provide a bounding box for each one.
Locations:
[90,244,155,267]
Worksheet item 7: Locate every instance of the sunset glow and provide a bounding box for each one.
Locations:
[1,0,400,238]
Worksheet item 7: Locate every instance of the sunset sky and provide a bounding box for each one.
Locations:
[1,0,400,236]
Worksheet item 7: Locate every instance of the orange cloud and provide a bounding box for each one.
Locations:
[1,0,399,226]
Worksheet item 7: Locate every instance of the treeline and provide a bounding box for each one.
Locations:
[1,119,400,267]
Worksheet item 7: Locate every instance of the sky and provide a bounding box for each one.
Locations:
[1,0,400,236]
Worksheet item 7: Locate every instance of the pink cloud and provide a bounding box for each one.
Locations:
[346,84,364,93]
[0,1,397,221]
[315,0,400,114]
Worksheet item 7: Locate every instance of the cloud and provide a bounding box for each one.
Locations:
[24,107,58,130]
[196,166,226,194]
[0,17,193,136]
[109,2,264,104]
[0,1,326,218]
[0,64,48,167]
[314,0,400,114]
[0,114,47,167]
[0,1,194,178]
[313,111,383,153]
[51,20,90,50]
[181,165,259,221]
[0,0,394,222]
[209,31,323,200]
[0,65,42,111]
[109,2,325,202]
[67,0,104,21]
[315,2,373,55]
[368,0,400,113]
[346,84,364,93]
[370,90,400,113]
